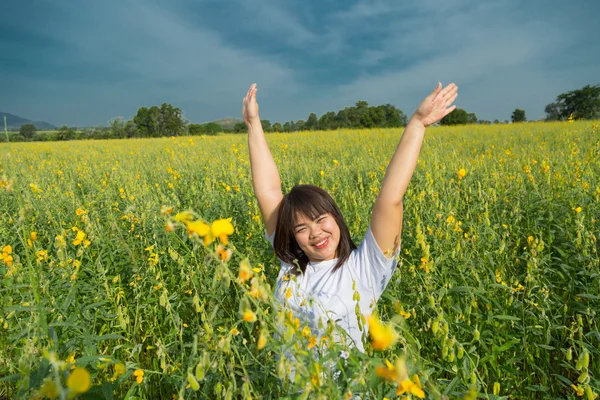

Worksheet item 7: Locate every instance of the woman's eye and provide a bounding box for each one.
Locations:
[296,228,306,233]
[318,217,326,222]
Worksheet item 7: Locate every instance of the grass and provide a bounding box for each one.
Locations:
[0,121,598,399]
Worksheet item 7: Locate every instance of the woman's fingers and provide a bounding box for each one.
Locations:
[430,82,442,99]
[443,105,457,117]
[438,83,457,99]
[446,92,458,108]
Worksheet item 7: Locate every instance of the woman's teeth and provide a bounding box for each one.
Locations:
[314,238,329,248]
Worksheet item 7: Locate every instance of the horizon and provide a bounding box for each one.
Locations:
[1,0,599,127]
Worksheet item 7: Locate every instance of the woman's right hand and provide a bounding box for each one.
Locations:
[242,83,259,125]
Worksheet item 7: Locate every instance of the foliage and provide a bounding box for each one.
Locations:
[133,103,187,137]
[545,84,600,121]
[18,124,37,140]
[511,109,526,123]
[440,108,469,125]
[188,123,221,136]
[55,125,77,141]
[0,123,599,399]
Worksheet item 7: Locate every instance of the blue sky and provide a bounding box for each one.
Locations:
[1,0,599,127]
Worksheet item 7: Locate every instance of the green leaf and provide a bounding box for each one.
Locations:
[536,344,555,350]
[493,315,520,321]
[525,385,549,392]
[576,293,600,300]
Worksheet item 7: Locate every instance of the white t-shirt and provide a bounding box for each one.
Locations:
[267,226,399,352]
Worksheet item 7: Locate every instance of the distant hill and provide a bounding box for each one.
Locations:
[0,111,57,130]
[212,117,243,130]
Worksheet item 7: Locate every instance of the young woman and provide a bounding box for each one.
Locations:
[243,82,458,351]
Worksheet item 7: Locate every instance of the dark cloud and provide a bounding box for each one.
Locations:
[0,0,598,126]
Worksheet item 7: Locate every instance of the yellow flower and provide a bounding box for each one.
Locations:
[301,326,311,339]
[72,230,86,246]
[2,245,12,254]
[457,168,467,179]
[307,334,317,349]
[399,310,411,319]
[160,205,174,215]
[38,378,59,399]
[216,245,232,262]
[66,367,91,394]
[574,207,582,214]
[230,327,240,335]
[30,232,38,241]
[133,369,144,384]
[186,220,210,237]
[571,384,584,397]
[446,215,455,224]
[238,260,254,283]
[174,211,193,223]
[211,218,234,245]
[285,287,292,299]
[368,314,398,351]
[76,208,87,216]
[66,352,76,364]
[257,333,267,350]
[397,376,425,398]
[111,363,126,381]
[242,310,257,323]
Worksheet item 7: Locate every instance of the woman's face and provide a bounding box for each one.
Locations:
[293,212,340,263]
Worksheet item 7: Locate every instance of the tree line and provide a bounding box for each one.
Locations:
[6,83,599,142]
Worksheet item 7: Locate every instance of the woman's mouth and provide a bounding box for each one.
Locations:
[313,237,329,249]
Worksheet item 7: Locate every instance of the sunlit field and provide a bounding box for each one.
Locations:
[0,121,598,399]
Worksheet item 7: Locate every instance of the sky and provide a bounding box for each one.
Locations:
[1,0,599,127]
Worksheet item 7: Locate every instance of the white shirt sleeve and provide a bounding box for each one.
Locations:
[349,225,400,301]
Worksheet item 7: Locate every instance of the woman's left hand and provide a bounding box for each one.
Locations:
[412,82,458,127]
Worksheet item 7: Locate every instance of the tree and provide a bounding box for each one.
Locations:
[133,103,186,137]
[305,113,318,130]
[545,84,600,121]
[19,124,36,140]
[233,122,247,133]
[293,120,305,131]
[260,120,272,133]
[109,117,126,139]
[202,122,221,135]
[440,108,469,125]
[467,113,478,124]
[511,109,526,123]
[189,123,221,135]
[272,122,282,132]
[55,125,75,141]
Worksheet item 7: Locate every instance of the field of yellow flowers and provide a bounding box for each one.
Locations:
[0,121,598,399]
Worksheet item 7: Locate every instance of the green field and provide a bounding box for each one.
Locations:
[0,122,598,399]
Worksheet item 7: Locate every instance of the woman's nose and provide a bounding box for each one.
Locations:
[309,226,322,238]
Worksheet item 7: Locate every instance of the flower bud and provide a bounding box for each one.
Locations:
[187,373,200,391]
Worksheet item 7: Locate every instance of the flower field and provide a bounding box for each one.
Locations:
[0,121,598,399]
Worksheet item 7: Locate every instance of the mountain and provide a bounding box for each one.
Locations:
[0,111,57,130]
[212,117,243,130]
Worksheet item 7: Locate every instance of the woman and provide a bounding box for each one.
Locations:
[243,82,458,351]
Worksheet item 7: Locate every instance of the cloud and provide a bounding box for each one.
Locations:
[0,0,300,125]
[1,0,599,125]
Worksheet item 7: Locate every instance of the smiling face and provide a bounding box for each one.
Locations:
[293,212,340,263]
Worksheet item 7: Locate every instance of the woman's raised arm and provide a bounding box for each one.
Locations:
[243,83,283,236]
[370,83,458,256]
